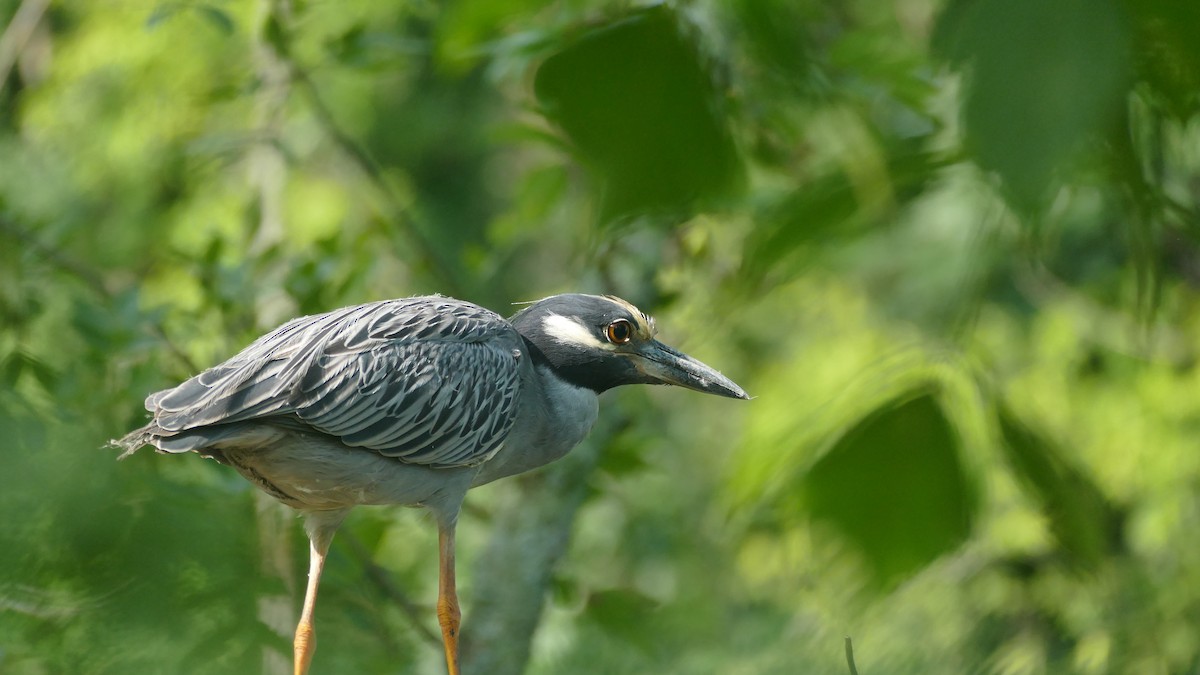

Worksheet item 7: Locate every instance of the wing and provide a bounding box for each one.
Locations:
[145,296,524,468]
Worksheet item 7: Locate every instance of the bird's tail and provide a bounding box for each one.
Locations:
[110,419,274,465]
[109,425,155,460]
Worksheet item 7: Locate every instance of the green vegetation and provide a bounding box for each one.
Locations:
[2,0,1199,672]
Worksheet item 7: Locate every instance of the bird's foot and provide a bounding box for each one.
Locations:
[294,620,315,675]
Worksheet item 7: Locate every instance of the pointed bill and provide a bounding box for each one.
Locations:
[629,341,749,400]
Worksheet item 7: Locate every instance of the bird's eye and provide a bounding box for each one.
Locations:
[605,319,634,345]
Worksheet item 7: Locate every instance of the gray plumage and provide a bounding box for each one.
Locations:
[113,292,747,675]
[126,297,521,469]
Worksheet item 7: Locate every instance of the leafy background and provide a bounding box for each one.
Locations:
[2,0,1199,673]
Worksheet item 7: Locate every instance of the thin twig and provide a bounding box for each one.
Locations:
[0,0,49,86]
[341,532,442,647]
[0,216,201,373]
[844,636,860,675]
[288,67,465,298]
[147,322,202,374]
[0,216,107,290]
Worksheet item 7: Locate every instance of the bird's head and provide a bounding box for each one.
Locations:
[509,294,748,399]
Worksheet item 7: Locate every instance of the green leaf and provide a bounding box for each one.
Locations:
[998,404,1123,569]
[726,0,817,86]
[145,3,183,30]
[1125,0,1200,119]
[534,5,740,223]
[933,0,1132,209]
[145,3,235,35]
[196,5,236,36]
[435,0,553,71]
[802,391,976,588]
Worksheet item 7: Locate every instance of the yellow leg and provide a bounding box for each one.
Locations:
[294,538,329,675]
[437,520,462,675]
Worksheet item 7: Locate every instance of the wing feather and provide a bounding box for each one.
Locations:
[142,297,524,468]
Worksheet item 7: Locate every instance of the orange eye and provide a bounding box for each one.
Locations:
[605,319,634,345]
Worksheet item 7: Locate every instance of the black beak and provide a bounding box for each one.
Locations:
[630,340,749,400]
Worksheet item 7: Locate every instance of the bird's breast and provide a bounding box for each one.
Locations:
[470,365,599,487]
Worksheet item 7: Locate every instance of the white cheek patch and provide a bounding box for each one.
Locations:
[542,314,610,350]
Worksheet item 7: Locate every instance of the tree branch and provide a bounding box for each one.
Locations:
[339,532,442,648]
[0,0,49,86]
[0,215,106,291]
[288,59,465,297]
[460,410,631,675]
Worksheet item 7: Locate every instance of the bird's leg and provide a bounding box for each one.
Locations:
[437,519,462,675]
[294,535,329,675]
[293,510,348,675]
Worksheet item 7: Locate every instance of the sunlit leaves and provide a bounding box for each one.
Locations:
[535,5,740,223]
[722,290,986,589]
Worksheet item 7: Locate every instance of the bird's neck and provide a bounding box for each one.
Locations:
[470,363,599,488]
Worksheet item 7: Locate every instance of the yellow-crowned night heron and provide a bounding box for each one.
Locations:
[114,293,747,675]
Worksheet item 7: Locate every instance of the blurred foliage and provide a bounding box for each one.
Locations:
[1,0,1200,673]
[534,4,740,222]
[933,0,1132,208]
[803,391,977,588]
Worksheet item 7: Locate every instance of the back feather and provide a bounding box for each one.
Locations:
[116,296,525,468]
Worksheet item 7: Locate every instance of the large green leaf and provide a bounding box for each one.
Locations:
[803,391,977,587]
[933,0,1132,208]
[534,5,740,223]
